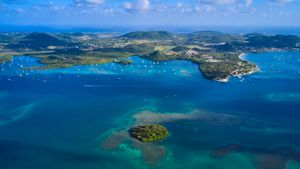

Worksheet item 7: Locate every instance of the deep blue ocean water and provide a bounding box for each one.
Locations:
[1,51,300,169]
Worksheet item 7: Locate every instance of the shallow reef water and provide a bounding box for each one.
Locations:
[0,51,300,169]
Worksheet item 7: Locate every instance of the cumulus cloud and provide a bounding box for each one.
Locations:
[123,2,134,10]
[122,0,150,12]
[195,0,237,13]
[138,0,150,10]
[1,0,297,22]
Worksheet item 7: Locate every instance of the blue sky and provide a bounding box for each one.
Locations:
[0,0,299,27]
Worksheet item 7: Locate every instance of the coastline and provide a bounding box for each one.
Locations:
[213,53,259,83]
[3,52,259,84]
[236,52,260,77]
[215,77,229,83]
[238,53,246,60]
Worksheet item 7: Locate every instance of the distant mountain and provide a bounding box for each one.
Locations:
[186,31,243,44]
[192,31,224,36]
[6,33,67,50]
[243,33,265,38]
[65,32,85,36]
[121,31,175,40]
[245,34,300,48]
[24,33,67,48]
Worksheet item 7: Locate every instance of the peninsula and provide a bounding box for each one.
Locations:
[1,31,299,81]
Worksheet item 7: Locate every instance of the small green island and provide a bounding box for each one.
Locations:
[128,124,169,142]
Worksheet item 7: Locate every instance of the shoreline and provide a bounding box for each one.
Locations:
[214,52,259,82]
[237,52,260,76]
[4,52,259,83]
[215,76,229,83]
[238,52,250,61]
[231,69,259,79]
[238,53,246,60]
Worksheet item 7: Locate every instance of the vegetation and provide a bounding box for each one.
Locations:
[37,56,113,69]
[1,30,299,81]
[6,33,68,50]
[128,124,169,142]
[245,34,300,48]
[0,55,12,63]
[186,31,243,44]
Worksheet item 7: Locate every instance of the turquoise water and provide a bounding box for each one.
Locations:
[1,51,300,169]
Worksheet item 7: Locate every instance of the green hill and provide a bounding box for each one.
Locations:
[6,33,68,50]
[187,31,243,44]
[245,34,300,48]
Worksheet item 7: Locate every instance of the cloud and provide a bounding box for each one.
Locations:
[194,0,237,13]
[15,7,25,13]
[123,2,134,10]
[122,0,150,12]
[193,0,258,15]
[86,0,105,5]
[138,0,150,10]
[198,0,253,6]
[73,0,105,6]
[245,0,253,6]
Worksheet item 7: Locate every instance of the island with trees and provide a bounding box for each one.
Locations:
[128,124,169,142]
